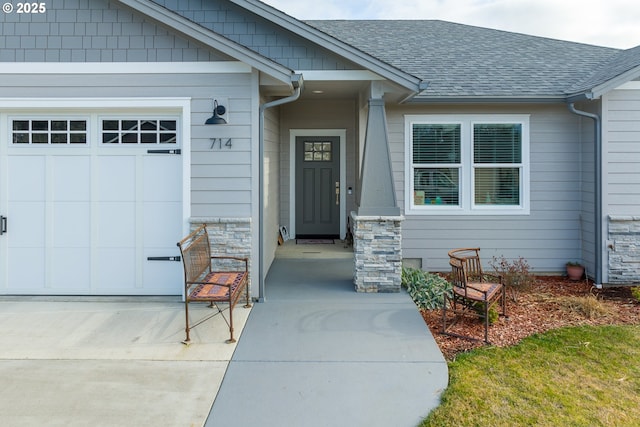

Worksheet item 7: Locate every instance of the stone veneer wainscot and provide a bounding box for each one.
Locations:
[351,212,403,293]
[608,216,640,284]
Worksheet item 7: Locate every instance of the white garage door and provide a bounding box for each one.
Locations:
[0,116,184,295]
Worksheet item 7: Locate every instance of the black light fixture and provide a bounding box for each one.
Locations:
[205,99,227,125]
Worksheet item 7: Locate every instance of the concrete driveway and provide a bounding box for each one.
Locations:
[0,297,251,427]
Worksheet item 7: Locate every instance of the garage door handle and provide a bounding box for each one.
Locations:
[147,256,181,262]
[0,216,6,235]
[147,149,181,155]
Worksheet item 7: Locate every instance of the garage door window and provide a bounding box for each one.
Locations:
[12,119,88,144]
[101,119,177,144]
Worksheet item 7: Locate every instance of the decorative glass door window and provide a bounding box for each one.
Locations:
[12,119,88,144]
[101,119,177,144]
[304,141,332,161]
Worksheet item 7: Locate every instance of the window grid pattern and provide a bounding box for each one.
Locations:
[101,119,177,144]
[12,119,88,144]
[304,141,332,161]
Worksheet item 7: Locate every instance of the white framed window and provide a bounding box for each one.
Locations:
[405,114,530,215]
[11,118,88,145]
[100,119,178,145]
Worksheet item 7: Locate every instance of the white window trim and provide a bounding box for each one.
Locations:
[405,114,530,215]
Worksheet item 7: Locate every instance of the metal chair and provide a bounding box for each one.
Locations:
[443,248,507,343]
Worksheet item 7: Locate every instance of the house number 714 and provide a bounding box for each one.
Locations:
[210,138,232,149]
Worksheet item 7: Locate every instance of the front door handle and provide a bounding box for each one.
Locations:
[0,216,6,235]
[335,182,340,205]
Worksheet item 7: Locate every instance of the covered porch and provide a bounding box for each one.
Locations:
[260,77,410,299]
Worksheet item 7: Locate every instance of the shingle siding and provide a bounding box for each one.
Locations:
[0,0,226,62]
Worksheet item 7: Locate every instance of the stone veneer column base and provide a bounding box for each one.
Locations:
[351,212,403,293]
[608,216,640,284]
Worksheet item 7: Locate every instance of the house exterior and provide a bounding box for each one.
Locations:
[1,0,639,299]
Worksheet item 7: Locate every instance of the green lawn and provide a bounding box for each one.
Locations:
[422,325,640,427]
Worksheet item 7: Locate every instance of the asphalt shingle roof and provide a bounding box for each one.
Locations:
[567,44,640,95]
[305,20,627,99]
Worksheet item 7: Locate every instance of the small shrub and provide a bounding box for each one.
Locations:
[471,302,499,324]
[402,267,452,310]
[631,287,640,302]
[558,295,611,319]
[489,255,536,303]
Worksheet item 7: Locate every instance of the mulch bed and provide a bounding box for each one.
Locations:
[421,276,640,360]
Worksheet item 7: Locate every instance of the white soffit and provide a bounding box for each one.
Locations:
[298,70,385,81]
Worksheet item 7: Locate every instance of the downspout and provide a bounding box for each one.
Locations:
[567,102,602,286]
[257,74,303,302]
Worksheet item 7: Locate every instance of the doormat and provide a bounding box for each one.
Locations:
[296,239,335,244]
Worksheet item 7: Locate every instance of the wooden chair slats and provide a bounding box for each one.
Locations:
[443,247,507,343]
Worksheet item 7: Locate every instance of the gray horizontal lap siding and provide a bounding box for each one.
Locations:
[389,104,585,273]
[0,72,255,219]
[605,89,640,215]
[0,0,226,62]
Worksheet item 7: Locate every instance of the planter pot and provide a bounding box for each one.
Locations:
[566,265,584,281]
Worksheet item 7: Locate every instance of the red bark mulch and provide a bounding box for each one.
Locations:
[422,276,640,360]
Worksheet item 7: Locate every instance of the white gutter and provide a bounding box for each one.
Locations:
[257,74,304,302]
[567,102,603,286]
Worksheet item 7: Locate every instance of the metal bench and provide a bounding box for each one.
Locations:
[177,224,251,344]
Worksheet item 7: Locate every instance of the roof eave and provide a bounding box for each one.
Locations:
[115,0,296,87]
[406,95,568,104]
[567,64,640,101]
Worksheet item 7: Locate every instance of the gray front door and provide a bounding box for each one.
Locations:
[295,136,340,238]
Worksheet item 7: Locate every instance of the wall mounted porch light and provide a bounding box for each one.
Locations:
[205,99,227,125]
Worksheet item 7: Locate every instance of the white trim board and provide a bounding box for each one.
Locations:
[0,62,252,75]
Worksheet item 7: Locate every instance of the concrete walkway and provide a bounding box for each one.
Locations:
[206,248,448,427]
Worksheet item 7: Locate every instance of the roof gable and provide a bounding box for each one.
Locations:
[118,0,297,84]
[149,0,423,92]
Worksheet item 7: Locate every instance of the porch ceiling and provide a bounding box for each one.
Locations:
[261,79,370,100]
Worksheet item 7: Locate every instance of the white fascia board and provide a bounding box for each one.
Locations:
[0,97,191,109]
[115,0,294,86]
[297,70,385,81]
[0,62,251,74]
